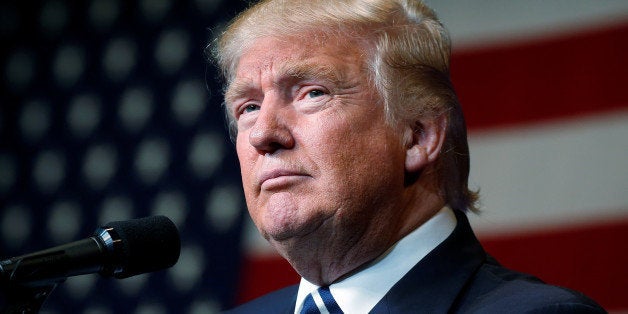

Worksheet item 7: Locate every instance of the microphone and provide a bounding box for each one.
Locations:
[0,215,180,286]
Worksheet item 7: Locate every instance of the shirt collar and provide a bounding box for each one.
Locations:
[294,206,457,314]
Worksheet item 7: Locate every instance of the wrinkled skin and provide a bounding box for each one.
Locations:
[226,36,445,285]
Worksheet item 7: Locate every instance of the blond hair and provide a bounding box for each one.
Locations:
[209,0,479,212]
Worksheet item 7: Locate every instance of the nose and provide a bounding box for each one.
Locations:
[248,101,295,154]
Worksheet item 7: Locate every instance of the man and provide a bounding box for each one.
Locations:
[210,0,605,313]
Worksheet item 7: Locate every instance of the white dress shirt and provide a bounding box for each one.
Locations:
[294,206,457,314]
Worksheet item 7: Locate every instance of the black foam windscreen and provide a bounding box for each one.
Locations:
[104,215,181,278]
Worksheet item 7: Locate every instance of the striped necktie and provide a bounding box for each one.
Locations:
[300,286,344,314]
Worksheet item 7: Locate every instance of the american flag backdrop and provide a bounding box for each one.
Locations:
[0,0,249,313]
[2,0,628,314]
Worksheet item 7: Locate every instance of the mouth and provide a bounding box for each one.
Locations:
[258,169,309,190]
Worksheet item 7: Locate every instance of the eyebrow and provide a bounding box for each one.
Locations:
[224,60,349,106]
[282,60,347,86]
[224,78,255,107]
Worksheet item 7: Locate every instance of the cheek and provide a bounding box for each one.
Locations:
[235,136,258,198]
[314,134,399,194]
[236,134,254,170]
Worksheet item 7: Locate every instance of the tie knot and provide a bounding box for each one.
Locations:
[300,286,344,314]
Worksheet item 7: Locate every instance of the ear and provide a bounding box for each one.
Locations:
[404,114,448,173]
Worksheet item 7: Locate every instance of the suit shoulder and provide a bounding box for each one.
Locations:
[457,259,606,313]
[223,284,298,314]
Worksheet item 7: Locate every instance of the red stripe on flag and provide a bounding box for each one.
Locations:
[452,21,628,131]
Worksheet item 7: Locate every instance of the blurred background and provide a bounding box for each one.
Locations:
[0,0,626,313]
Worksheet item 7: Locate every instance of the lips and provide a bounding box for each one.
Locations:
[258,168,308,190]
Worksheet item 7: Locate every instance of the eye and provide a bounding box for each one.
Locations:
[237,103,260,117]
[307,89,326,98]
[243,104,259,112]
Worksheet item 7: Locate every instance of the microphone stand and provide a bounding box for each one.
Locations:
[1,279,60,314]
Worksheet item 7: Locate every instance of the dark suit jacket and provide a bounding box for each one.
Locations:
[225,210,605,313]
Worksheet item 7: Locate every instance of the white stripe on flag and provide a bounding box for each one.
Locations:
[468,110,628,236]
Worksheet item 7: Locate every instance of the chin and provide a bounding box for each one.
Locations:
[263,215,326,244]
[262,222,303,242]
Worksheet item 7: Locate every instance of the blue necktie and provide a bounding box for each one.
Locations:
[300,286,344,314]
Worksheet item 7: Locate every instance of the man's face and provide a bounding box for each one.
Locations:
[226,36,409,250]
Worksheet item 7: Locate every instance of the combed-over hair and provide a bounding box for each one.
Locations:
[208,0,479,212]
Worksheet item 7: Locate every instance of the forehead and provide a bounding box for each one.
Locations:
[225,36,366,100]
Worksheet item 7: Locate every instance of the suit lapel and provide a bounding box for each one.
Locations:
[230,284,297,314]
[370,210,486,313]
[272,286,298,314]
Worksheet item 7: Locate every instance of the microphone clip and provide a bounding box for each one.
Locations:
[0,278,58,314]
